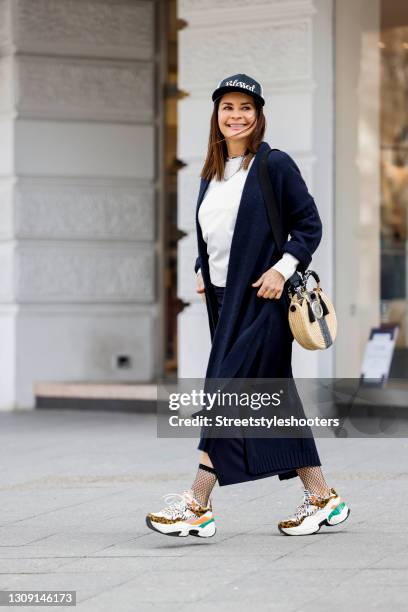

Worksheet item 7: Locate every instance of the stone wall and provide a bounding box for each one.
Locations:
[0,0,158,408]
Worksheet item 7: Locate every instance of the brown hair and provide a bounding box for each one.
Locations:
[200,96,266,182]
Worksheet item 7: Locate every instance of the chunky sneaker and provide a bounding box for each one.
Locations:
[278,487,350,536]
[146,489,216,538]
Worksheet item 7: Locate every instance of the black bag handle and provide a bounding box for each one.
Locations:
[258,146,286,253]
[258,145,303,288]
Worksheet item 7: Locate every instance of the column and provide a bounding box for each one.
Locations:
[0,0,158,409]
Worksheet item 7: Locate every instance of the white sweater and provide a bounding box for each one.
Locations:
[197,155,299,287]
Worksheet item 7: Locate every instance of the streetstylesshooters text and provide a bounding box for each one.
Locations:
[168,415,340,428]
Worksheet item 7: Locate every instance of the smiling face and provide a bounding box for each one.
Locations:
[217,92,258,144]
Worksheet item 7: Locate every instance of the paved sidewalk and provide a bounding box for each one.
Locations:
[0,409,407,611]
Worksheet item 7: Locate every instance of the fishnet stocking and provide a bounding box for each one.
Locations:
[191,464,217,507]
[296,466,331,498]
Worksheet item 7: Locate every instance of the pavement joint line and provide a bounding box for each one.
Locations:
[209,525,270,544]
[75,573,160,607]
[327,471,408,481]
[210,524,330,555]
[87,533,153,555]
[0,565,379,570]
[0,555,192,560]
[180,561,306,608]
[0,567,157,577]
[291,548,408,612]
[0,533,157,560]
[0,533,60,548]
[293,569,359,612]
[359,566,408,571]
[65,576,142,604]
[0,487,137,527]
[360,543,408,572]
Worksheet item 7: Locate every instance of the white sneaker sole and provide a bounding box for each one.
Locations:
[146,516,216,538]
[279,499,350,536]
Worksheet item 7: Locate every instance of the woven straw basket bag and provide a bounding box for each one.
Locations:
[258,146,337,351]
[287,270,337,350]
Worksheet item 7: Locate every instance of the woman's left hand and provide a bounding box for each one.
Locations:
[252,268,285,299]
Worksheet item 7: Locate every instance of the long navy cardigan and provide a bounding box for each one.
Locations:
[194,141,323,484]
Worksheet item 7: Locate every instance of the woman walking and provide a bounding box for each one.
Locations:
[146,74,350,537]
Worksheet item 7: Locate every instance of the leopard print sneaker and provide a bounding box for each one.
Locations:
[278,487,350,536]
[146,489,216,538]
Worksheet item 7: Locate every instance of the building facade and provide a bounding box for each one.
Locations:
[0,0,406,409]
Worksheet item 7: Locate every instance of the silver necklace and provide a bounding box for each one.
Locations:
[223,153,247,181]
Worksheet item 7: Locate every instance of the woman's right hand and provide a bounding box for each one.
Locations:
[196,271,206,303]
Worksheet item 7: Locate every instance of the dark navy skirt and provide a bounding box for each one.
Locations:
[197,282,320,486]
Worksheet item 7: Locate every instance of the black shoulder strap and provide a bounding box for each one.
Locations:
[258,145,285,255]
[258,145,304,285]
